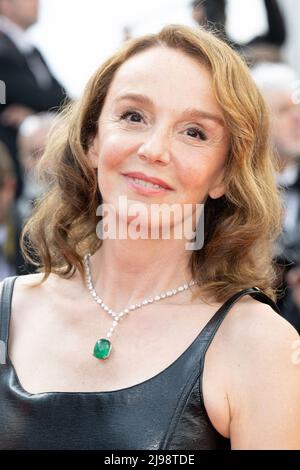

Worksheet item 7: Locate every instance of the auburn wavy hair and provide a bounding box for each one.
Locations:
[20,24,283,302]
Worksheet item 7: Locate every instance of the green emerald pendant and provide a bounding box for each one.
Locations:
[93,338,112,359]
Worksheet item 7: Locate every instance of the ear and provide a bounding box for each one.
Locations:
[87,134,99,169]
[208,172,226,200]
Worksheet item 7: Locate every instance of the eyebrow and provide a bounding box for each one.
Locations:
[114,92,225,127]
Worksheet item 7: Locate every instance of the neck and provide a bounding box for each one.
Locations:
[88,236,194,312]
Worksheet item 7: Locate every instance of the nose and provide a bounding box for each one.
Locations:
[137,126,171,165]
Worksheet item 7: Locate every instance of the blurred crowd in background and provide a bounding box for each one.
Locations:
[0,0,300,331]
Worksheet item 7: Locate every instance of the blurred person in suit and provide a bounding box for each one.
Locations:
[252,62,300,332]
[17,112,54,220]
[0,0,68,200]
[287,267,300,313]
[0,141,28,279]
[190,0,286,64]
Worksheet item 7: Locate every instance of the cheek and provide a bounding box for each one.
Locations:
[176,158,221,192]
[273,125,288,147]
[174,163,210,205]
[98,130,137,170]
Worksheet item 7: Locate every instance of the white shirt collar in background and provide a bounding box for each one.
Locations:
[0,15,33,54]
[0,226,8,247]
[277,164,299,187]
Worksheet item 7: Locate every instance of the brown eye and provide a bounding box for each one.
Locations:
[120,110,143,123]
[186,127,207,141]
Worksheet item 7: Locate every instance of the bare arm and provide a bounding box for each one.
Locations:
[228,304,300,449]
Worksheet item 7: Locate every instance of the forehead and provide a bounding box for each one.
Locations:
[104,47,221,114]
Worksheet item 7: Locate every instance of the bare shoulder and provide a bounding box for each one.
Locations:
[225,297,300,449]
[6,271,87,315]
[12,272,48,299]
[211,294,300,399]
[195,292,299,374]
[0,273,54,316]
[223,295,299,351]
[0,273,43,298]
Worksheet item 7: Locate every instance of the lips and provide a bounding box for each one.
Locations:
[122,172,173,190]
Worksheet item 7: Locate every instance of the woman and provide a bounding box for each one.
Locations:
[0,24,299,450]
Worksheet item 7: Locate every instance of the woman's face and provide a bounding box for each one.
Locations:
[89,46,229,232]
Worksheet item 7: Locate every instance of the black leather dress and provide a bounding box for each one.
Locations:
[0,276,281,450]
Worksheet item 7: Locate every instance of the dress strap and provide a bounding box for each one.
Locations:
[199,287,281,358]
[0,276,18,365]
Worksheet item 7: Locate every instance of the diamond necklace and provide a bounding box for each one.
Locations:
[83,253,198,360]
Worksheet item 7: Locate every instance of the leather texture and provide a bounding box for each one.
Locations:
[0,276,281,450]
